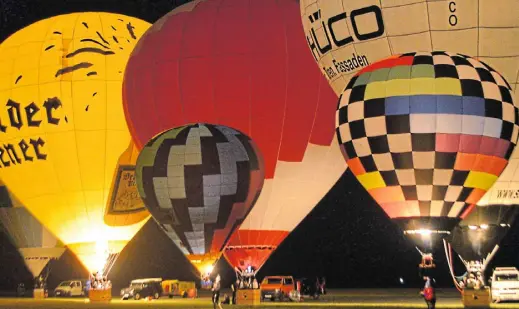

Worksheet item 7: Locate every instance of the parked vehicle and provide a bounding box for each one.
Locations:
[296,277,320,299]
[121,278,163,300]
[260,276,295,302]
[161,280,196,298]
[54,280,87,297]
[491,267,519,303]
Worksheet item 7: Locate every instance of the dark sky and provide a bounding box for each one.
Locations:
[1,0,519,292]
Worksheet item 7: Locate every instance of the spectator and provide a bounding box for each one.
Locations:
[420,276,436,309]
[212,274,223,309]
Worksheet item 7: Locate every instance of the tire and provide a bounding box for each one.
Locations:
[182,291,187,298]
[168,295,173,299]
[134,293,141,300]
[153,292,160,299]
[80,291,85,296]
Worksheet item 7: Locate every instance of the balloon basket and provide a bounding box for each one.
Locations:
[462,288,490,308]
[237,289,261,305]
[88,288,112,302]
[33,288,47,299]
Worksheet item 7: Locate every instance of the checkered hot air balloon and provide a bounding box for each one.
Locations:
[135,123,264,277]
[336,52,519,254]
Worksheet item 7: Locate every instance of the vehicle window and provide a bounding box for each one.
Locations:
[59,281,70,287]
[264,278,282,284]
[284,278,293,285]
[496,274,519,281]
[130,283,143,289]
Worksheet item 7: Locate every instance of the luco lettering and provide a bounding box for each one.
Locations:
[305,5,385,61]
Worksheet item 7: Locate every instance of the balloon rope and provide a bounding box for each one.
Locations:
[483,245,499,271]
[103,252,120,277]
[443,239,462,292]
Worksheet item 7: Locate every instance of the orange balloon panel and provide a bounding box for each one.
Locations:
[0,13,151,272]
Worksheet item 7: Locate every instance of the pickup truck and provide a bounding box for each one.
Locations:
[260,276,295,302]
[54,280,87,297]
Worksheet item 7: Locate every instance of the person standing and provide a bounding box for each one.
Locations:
[231,279,238,305]
[420,276,436,309]
[212,274,223,309]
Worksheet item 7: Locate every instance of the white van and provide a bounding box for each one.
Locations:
[491,267,519,303]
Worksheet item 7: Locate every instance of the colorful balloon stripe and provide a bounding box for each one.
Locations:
[336,52,518,220]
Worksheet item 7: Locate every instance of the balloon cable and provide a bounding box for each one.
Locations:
[443,239,462,293]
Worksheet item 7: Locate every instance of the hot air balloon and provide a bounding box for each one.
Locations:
[0,13,151,274]
[335,52,518,270]
[0,182,65,280]
[299,1,519,98]
[135,123,264,286]
[123,0,345,275]
[445,146,519,288]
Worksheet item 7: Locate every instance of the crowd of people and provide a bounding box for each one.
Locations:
[88,272,112,290]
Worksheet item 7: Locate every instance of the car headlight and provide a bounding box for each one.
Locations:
[274,289,280,294]
[120,290,124,295]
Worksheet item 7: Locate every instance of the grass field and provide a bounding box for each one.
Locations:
[1,289,519,309]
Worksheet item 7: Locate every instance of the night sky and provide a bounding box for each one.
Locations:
[1,0,519,293]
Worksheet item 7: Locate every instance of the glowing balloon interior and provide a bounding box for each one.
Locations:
[336,52,518,251]
[135,123,264,275]
[0,183,65,277]
[0,12,151,273]
[123,0,345,272]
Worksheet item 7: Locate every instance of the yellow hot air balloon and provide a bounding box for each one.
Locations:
[0,13,151,274]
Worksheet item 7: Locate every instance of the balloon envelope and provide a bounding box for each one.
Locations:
[135,123,264,274]
[0,13,151,273]
[335,52,518,252]
[0,183,65,277]
[123,0,345,272]
[300,0,519,98]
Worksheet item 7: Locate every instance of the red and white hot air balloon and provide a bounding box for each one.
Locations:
[123,0,345,274]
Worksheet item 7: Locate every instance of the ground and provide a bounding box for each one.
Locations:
[1,289,519,308]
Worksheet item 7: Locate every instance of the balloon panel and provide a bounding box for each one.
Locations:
[223,229,289,271]
[136,124,264,259]
[336,53,518,226]
[0,13,151,272]
[0,183,65,276]
[123,0,345,270]
[479,145,519,206]
[300,0,519,97]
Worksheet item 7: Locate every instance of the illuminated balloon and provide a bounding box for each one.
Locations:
[0,182,65,277]
[123,0,345,272]
[0,13,151,273]
[300,0,519,98]
[135,124,264,276]
[336,52,518,253]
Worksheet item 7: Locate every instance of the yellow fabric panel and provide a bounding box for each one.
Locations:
[385,79,411,98]
[364,81,386,100]
[0,13,151,272]
[357,171,386,190]
[434,78,462,95]
[409,78,435,95]
[464,171,499,191]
